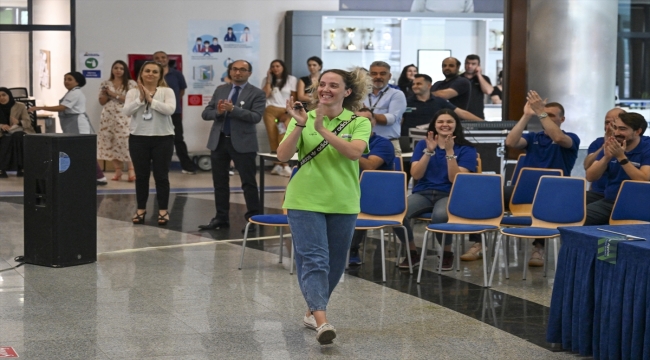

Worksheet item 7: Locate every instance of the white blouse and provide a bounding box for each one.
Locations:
[122,87,176,136]
[262,75,297,108]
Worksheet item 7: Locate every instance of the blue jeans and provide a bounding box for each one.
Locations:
[394,189,453,246]
[287,210,357,312]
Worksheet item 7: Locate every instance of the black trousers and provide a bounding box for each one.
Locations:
[211,134,260,222]
[0,131,25,171]
[129,135,174,209]
[171,113,196,172]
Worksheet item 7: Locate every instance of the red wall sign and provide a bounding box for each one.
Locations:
[0,347,18,358]
[188,94,203,106]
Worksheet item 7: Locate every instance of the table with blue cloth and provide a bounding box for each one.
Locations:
[547,224,650,359]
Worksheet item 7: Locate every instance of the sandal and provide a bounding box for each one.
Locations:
[111,172,123,181]
[127,170,136,182]
[132,210,146,225]
[158,211,169,226]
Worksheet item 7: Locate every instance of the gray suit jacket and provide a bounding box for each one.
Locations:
[201,83,266,153]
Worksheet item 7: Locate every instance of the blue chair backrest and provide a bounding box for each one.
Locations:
[511,168,563,205]
[511,154,526,185]
[448,174,503,220]
[393,157,402,171]
[611,181,650,223]
[359,171,406,216]
[532,176,585,224]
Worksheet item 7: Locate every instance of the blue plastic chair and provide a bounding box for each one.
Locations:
[609,180,650,225]
[499,176,586,280]
[393,156,403,172]
[355,170,408,282]
[418,173,504,287]
[510,154,527,186]
[239,168,297,273]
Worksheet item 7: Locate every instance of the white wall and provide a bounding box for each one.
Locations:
[76,0,338,154]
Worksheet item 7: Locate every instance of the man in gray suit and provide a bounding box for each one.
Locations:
[199,60,266,231]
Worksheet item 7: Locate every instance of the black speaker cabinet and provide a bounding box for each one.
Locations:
[23,134,97,267]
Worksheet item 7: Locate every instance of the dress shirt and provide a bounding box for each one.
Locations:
[363,85,407,139]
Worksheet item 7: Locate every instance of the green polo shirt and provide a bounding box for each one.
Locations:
[282,109,371,214]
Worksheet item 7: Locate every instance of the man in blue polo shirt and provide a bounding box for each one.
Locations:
[583,108,625,204]
[349,107,395,266]
[363,61,406,156]
[585,112,650,225]
[463,90,580,266]
[153,51,196,174]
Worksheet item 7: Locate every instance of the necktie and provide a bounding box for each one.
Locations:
[223,85,240,136]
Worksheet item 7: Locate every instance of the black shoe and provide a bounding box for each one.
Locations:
[16,169,24,177]
[97,179,108,186]
[242,224,257,234]
[0,170,7,178]
[198,218,230,230]
[441,251,454,271]
[399,250,420,269]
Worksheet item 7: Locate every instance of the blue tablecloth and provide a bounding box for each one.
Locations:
[548,224,650,359]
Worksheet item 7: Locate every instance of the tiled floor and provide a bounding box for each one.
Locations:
[0,168,574,359]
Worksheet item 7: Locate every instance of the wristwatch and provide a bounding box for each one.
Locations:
[538,112,548,119]
[619,158,630,165]
[423,149,435,156]
[446,155,457,160]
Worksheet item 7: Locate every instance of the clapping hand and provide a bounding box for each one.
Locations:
[285,96,306,126]
[441,134,456,153]
[604,136,625,160]
[526,90,547,116]
[425,131,438,152]
[137,81,146,102]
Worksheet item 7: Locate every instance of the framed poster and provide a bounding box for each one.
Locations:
[39,49,50,89]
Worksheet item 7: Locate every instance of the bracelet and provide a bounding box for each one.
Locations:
[423,149,435,156]
[295,124,306,128]
[446,155,457,160]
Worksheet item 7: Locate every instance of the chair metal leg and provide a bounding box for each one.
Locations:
[489,232,501,287]
[401,226,412,274]
[481,232,488,287]
[362,231,368,264]
[523,239,529,280]
[279,227,284,263]
[504,235,510,280]
[238,223,252,270]
[290,240,294,275]
[437,233,444,275]
[553,237,559,271]
[417,231,429,283]
[455,234,461,272]
[543,240,549,277]
[380,229,386,282]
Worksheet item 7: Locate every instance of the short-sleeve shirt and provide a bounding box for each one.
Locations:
[364,133,395,171]
[521,131,580,176]
[431,75,471,110]
[60,87,86,115]
[164,67,187,114]
[599,139,650,201]
[463,74,491,118]
[263,75,297,108]
[401,95,456,136]
[282,109,371,214]
[587,137,607,194]
[411,140,477,193]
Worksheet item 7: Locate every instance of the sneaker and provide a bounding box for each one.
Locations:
[271,164,283,175]
[441,251,454,271]
[528,246,544,267]
[316,323,336,345]
[181,169,196,175]
[460,242,483,261]
[398,250,420,269]
[280,165,292,177]
[348,250,362,266]
[303,314,317,330]
[96,177,108,186]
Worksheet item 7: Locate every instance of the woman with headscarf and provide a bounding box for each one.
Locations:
[29,71,108,184]
[0,87,35,177]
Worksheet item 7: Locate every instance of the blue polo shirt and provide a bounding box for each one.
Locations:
[587,137,607,194]
[363,133,395,171]
[164,67,187,114]
[521,131,580,175]
[411,140,477,193]
[598,138,650,201]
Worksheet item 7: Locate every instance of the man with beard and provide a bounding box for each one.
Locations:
[585,112,650,225]
[431,57,471,110]
[461,55,493,118]
[363,61,407,156]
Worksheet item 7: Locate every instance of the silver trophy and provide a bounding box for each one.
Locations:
[365,28,375,50]
[345,27,357,50]
[490,29,504,51]
[328,29,337,50]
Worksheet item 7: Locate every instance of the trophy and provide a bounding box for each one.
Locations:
[382,31,392,50]
[328,29,337,50]
[365,28,375,50]
[490,29,504,51]
[345,27,357,50]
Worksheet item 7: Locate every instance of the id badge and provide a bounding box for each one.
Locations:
[143,112,153,120]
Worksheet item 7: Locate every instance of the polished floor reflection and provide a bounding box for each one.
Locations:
[0,170,572,359]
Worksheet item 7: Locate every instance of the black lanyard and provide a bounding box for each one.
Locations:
[367,89,388,110]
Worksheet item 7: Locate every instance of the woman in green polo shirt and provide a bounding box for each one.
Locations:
[277,68,371,345]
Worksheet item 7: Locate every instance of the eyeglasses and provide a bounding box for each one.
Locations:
[231,67,250,73]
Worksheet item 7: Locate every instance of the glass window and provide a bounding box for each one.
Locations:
[33,0,71,25]
[617,1,650,100]
[0,32,30,88]
[0,0,28,25]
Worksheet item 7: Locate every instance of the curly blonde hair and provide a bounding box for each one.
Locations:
[306,67,371,111]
